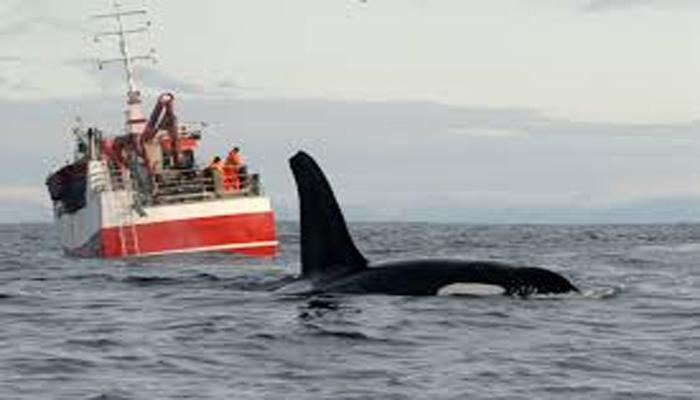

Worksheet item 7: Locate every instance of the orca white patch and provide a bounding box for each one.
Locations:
[437,283,506,297]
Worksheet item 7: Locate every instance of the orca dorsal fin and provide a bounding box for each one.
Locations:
[289,151,368,279]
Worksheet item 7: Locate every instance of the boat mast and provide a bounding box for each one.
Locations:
[94,0,156,135]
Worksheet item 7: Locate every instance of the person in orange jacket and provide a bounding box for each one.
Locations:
[224,147,245,190]
[225,147,245,171]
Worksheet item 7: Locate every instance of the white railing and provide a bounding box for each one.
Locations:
[105,163,263,206]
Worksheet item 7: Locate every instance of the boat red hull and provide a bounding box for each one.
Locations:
[98,211,277,258]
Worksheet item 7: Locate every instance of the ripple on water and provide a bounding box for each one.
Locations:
[1,222,700,399]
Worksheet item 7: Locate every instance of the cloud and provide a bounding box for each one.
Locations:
[446,105,697,140]
[0,184,47,204]
[448,127,528,139]
[0,17,75,36]
[0,56,22,63]
[137,68,208,95]
[0,76,43,94]
[0,58,51,95]
[130,69,256,98]
[0,0,78,36]
[582,0,700,12]
[1,95,699,223]
[64,57,246,99]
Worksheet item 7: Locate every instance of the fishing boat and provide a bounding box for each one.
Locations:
[45,1,277,258]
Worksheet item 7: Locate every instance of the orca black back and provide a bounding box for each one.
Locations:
[289,151,367,280]
[287,150,579,297]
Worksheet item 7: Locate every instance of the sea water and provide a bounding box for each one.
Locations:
[0,222,698,399]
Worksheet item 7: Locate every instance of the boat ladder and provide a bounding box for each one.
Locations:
[119,211,140,257]
[118,174,141,257]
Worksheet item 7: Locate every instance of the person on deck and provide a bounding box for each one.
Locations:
[225,147,245,171]
[208,156,224,173]
[224,147,245,190]
[207,156,227,193]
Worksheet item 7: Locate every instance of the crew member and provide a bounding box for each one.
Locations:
[208,156,224,173]
[224,146,245,190]
[225,147,245,172]
[207,156,227,192]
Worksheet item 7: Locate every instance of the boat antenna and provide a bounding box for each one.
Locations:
[93,0,156,135]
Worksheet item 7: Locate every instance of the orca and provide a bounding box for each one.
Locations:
[283,151,578,297]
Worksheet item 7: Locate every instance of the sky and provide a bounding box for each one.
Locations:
[0,0,698,223]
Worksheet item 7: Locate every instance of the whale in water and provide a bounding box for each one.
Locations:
[281,151,578,297]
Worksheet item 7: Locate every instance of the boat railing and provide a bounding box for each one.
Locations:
[151,169,215,204]
[106,163,262,205]
[152,169,262,204]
